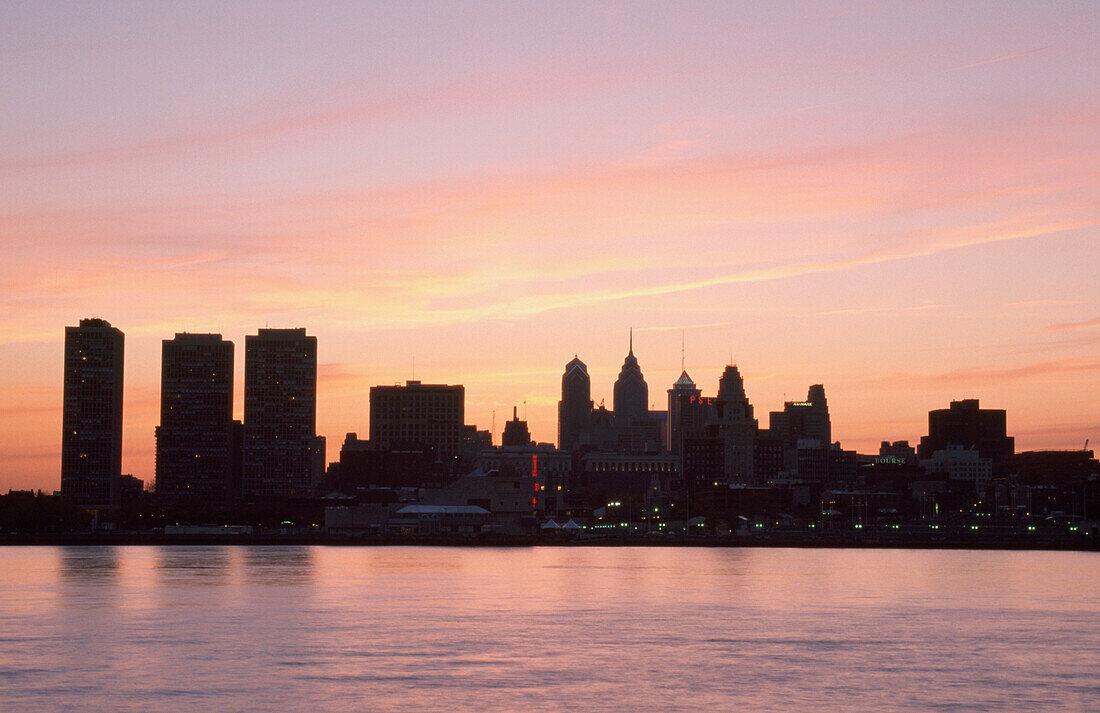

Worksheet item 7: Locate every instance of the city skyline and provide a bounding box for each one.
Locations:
[2,2,1098,491]
[8,315,1094,493]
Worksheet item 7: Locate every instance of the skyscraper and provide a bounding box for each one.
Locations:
[713,364,759,484]
[770,384,831,446]
[667,370,705,456]
[613,330,648,423]
[155,333,234,502]
[558,356,592,451]
[369,380,465,472]
[242,328,318,498]
[61,318,124,510]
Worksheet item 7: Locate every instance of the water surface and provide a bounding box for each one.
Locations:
[1,546,1097,712]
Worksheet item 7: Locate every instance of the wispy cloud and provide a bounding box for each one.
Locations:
[0,62,668,173]
[1012,422,1096,444]
[1045,317,1100,332]
[869,358,1100,389]
[633,320,745,333]
[818,304,945,317]
[1006,299,1085,308]
[946,47,1049,72]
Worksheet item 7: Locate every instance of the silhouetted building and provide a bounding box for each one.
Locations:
[667,371,709,456]
[922,445,992,495]
[1005,450,1099,485]
[579,404,618,451]
[683,435,724,490]
[878,440,918,466]
[712,365,759,484]
[155,333,234,502]
[615,413,666,455]
[918,399,1014,462]
[707,484,794,522]
[369,380,464,473]
[753,430,785,483]
[859,458,925,493]
[311,435,326,491]
[61,318,124,510]
[242,328,318,498]
[558,356,593,452]
[328,433,442,491]
[577,451,678,518]
[476,444,571,515]
[613,331,648,423]
[459,425,493,467]
[795,440,859,483]
[501,407,533,448]
[118,474,144,502]
[419,469,540,533]
[769,384,831,471]
[821,489,903,527]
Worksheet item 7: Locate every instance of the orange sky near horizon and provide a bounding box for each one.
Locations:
[1,2,1098,492]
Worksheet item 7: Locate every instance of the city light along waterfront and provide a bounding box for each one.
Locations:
[12,317,1094,549]
[1,546,1097,713]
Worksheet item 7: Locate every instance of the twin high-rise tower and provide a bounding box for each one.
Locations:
[158,328,322,502]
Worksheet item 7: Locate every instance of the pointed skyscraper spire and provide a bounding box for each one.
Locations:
[614,329,647,421]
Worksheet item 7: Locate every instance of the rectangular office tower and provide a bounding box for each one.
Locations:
[370,380,464,472]
[155,334,235,502]
[61,318,124,510]
[242,328,318,498]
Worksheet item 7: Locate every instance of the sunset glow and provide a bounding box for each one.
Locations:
[2,2,1098,491]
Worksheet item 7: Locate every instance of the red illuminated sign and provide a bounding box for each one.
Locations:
[531,454,538,510]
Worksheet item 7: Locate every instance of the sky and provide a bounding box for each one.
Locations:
[1,1,1098,492]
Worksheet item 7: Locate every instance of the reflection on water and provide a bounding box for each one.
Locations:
[0,546,1096,713]
[57,545,120,581]
[154,546,233,588]
[239,545,315,585]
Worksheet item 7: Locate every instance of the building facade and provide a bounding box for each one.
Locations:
[369,380,465,473]
[613,333,648,423]
[558,356,593,452]
[712,365,759,485]
[155,333,235,502]
[667,370,708,456]
[61,318,125,510]
[918,399,1014,462]
[242,328,318,498]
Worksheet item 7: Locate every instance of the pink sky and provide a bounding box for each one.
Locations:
[2,2,1098,492]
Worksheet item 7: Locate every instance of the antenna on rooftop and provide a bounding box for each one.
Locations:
[681,330,685,372]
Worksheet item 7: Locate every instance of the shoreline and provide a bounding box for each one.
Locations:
[1,532,1096,551]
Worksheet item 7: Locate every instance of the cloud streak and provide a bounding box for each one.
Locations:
[1045,317,1100,332]
[946,47,1049,72]
[868,359,1100,389]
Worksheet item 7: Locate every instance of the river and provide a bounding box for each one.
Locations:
[1,546,1097,712]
